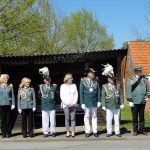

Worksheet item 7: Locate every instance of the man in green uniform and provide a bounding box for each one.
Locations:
[127,66,150,136]
[39,76,57,138]
[101,73,124,137]
[80,68,101,137]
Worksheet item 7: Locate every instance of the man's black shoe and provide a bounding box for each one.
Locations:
[2,134,6,138]
[116,134,122,137]
[139,131,147,135]
[85,133,90,138]
[133,132,138,136]
[106,134,112,137]
[6,134,11,138]
[43,134,48,138]
[23,135,27,138]
[29,134,34,138]
[93,133,99,137]
[51,133,56,137]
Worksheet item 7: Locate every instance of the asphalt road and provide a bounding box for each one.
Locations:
[0,140,149,150]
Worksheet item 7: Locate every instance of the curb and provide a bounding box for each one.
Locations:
[0,135,150,142]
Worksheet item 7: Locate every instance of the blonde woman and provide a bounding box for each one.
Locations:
[18,77,36,138]
[60,74,78,137]
[0,74,15,138]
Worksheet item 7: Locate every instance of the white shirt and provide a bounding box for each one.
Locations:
[60,83,78,108]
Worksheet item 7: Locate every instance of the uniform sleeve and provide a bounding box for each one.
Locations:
[72,84,78,105]
[80,82,84,104]
[31,88,36,108]
[97,83,101,102]
[127,79,133,102]
[11,87,15,105]
[53,84,58,93]
[60,85,67,105]
[17,90,21,109]
[119,90,124,105]
[101,85,106,107]
[146,80,150,96]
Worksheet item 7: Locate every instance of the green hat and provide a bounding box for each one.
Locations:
[134,66,143,71]
[43,75,51,81]
[87,68,96,74]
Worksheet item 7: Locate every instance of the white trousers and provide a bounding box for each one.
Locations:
[84,107,97,133]
[42,110,56,134]
[106,109,120,135]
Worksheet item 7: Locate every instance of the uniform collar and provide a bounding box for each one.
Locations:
[45,84,51,88]
[135,75,139,79]
[1,83,7,87]
[108,83,115,87]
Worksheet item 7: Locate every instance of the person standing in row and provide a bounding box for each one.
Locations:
[39,76,57,138]
[101,74,124,137]
[80,68,101,138]
[18,77,36,138]
[127,66,150,136]
[0,74,15,138]
[60,74,78,138]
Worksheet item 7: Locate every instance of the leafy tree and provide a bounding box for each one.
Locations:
[61,8,114,53]
[0,0,63,55]
[121,41,128,49]
[0,2,115,55]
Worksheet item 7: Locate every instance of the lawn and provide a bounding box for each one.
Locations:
[121,105,150,129]
[98,105,150,131]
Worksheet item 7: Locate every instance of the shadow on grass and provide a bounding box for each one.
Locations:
[121,120,132,124]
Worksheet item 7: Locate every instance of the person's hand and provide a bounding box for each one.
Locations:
[129,102,134,107]
[18,109,22,114]
[97,102,101,108]
[102,106,106,111]
[120,105,124,109]
[33,107,36,112]
[68,103,75,108]
[11,105,15,110]
[81,104,86,110]
[145,96,148,101]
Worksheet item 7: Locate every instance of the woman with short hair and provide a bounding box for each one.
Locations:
[0,74,15,138]
[60,74,78,137]
[18,77,36,138]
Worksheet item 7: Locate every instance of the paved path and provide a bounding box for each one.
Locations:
[0,140,150,150]
[0,126,150,142]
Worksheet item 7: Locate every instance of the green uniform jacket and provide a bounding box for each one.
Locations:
[101,83,124,110]
[127,76,149,104]
[18,87,36,109]
[0,84,15,106]
[80,77,101,108]
[39,84,57,111]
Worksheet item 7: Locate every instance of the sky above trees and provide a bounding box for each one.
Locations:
[53,0,149,48]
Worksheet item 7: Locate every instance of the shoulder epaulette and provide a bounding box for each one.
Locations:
[8,83,13,87]
[80,77,85,83]
[130,76,135,80]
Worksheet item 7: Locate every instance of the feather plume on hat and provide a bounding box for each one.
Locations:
[39,66,50,78]
[102,63,114,77]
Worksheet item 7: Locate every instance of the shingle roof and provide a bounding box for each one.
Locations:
[0,49,127,65]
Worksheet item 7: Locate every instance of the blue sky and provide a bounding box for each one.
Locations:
[51,0,149,49]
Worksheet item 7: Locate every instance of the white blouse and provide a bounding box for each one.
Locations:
[60,83,78,108]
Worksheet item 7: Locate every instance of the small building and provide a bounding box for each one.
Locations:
[123,41,150,111]
[0,48,127,127]
[0,41,150,128]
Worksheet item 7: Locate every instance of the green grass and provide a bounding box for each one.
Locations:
[98,105,150,131]
[121,105,150,129]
